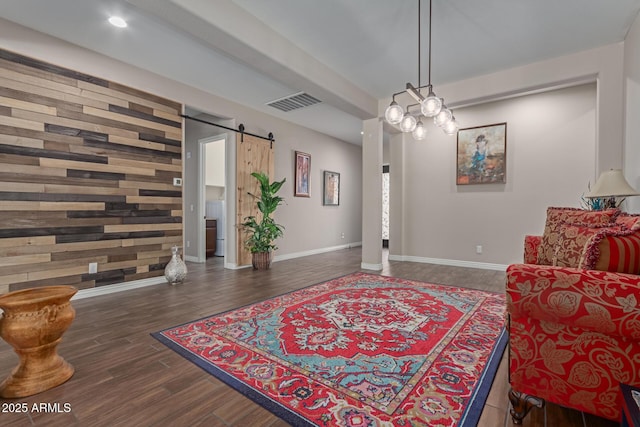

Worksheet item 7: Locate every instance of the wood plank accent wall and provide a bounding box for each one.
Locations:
[236,133,274,266]
[0,49,183,294]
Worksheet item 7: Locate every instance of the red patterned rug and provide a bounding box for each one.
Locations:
[153,272,506,426]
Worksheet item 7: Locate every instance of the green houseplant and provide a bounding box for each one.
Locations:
[241,172,286,269]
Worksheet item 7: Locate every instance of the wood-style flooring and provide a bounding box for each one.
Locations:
[0,248,619,426]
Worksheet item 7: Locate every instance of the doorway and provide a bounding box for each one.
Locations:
[382,164,389,248]
[198,135,227,263]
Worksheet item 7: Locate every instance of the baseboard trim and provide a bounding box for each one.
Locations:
[224,263,251,270]
[273,242,362,263]
[361,262,383,271]
[388,254,508,271]
[70,249,505,300]
[184,255,199,263]
[73,276,167,300]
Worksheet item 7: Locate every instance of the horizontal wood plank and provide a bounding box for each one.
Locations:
[0,65,82,97]
[126,196,182,205]
[0,95,57,115]
[40,158,157,176]
[109,134,167,152]
[77,80,180,115]
[0,134,44,149]
[109,157,182,172]
[0,75,109,110]
[0,201,105,211]
[0,114,44,131]
[104,223,183,233]
[0,253,50,267]
[85,105,180,133]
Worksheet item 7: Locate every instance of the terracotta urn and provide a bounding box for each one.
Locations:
[0,285,77,398]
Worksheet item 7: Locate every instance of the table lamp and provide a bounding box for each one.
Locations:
[585,169,639,209]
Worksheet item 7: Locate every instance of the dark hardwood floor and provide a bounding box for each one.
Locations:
[0,248,618,426]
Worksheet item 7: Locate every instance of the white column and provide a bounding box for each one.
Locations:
[361,118,383,270]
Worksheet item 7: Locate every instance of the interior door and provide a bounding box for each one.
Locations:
[236,133,274,266]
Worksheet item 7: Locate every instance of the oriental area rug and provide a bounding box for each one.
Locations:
[152,272,506,426]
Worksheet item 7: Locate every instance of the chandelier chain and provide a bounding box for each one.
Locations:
[428,0,432,86]
[418,0,421,88]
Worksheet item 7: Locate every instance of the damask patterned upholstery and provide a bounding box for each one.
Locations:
[552,223,621,268]
[616,213,640,230]
[536,207,620,265]
[524,235,541,264]
[507,234,640,422]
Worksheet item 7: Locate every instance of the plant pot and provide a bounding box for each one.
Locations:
[252,252,272,270]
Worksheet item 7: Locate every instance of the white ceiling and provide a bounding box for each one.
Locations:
[1,0,639,145]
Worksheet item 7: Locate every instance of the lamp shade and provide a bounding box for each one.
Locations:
[586,169,639,198]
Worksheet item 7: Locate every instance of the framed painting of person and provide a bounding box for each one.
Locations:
[456,123,507,185]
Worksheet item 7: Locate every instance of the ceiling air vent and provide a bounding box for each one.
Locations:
[266,92,321,112]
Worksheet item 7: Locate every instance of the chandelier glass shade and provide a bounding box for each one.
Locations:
[384,102,404,125]
[433,106,452,127]
[399,114,417,133]
[442,117,458,135]
[383,0,457,138]
[421,91,442,117]
[412,120,427,140]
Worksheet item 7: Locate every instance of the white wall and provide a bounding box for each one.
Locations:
[371,42,626,269]
[205,140,225,187]
[274,121,363,256]
[624,11,640,213]
[181,117,362,267]
[390,83,596,266]
[184,114,362,265]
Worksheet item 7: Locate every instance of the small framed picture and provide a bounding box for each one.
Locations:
[294,151,311,197]
[323,171,340,206]
[456,122,507,185]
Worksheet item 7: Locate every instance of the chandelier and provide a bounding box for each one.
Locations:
[384,0,458,139]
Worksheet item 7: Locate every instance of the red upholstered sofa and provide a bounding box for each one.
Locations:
[506,207,640,424]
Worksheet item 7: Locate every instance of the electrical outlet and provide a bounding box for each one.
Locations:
[89,262,98,274]
[476,245,483,254]
[186,241,190,248]
[341,233,345,239]
[173,177,182,187]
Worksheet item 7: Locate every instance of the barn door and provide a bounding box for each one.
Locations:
[236,133,274,266]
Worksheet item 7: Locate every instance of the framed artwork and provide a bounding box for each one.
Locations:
[294,151,311,197]
[323,171,340,206]
[456,122,507,185]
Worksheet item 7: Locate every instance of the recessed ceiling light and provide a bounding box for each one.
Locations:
[108,16,127,28]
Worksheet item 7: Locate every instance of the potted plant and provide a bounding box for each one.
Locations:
[241,172,286,269]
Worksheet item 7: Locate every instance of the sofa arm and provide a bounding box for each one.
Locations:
[506,263,640,338]
[524,235,541,264]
